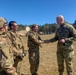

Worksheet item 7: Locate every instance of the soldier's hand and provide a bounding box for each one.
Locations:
[23,50,27,56]
[44,40,50,44]
[18,54,24,59]
[39,44,42,48]
[17,50,27,59]
[14,52,22,56]
[14,52,23,59]
[59,39,65,44]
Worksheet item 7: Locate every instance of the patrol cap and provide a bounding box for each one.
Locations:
[0,17,7,23]
[0,22,4,28]
[0,17,7,28]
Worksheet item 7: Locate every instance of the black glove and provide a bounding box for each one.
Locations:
[18,50,27,59]
[17,54,24,60]
[14,52,24,60]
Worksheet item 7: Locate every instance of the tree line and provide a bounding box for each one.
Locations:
[18,20,76,34]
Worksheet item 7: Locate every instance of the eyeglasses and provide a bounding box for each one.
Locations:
[4,23,8,27]
[4,22,8,24]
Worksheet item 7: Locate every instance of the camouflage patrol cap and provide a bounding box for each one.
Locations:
[0,22,4,28]
[0,17,7,23]
[0,17,7,28]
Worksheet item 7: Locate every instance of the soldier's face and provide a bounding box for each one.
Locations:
[0,27,5,32]
[56,18,62,25]
[12,23,18,30]
[33,26,39,32]
[56,17,64,25]
[4,23,8,31]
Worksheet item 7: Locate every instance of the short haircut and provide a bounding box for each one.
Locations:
[9,21,16,29]
[56,15,64,20]
[31,24,38,30]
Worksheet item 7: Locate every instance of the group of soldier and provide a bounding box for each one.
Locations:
[0,15,76,75]
[27,15,76,75]
[0,18,26,75]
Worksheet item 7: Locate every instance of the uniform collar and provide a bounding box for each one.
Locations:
[0,31,6,35]
[60,22,66,27]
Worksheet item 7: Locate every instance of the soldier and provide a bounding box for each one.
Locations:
[8,21,26,75]
[46,15,76,75]
[0,17,18,75]
[4,23,8,32]
[27,24,43,75]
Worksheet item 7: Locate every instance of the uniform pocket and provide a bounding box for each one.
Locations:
[68,51,74,61]
[64,43,74,51]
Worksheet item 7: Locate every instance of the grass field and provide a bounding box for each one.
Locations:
[18,33,76,75]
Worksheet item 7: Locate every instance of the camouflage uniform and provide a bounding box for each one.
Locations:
[0,19,18,75]
[28,31,42,75]
[8,30,26,75]
[50,23,76,75]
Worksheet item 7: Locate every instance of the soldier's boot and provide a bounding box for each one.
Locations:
[59,72,63,75]
[32,73,38,75]
[0,71,8,75]
[68,72,73,75]
[21,74,26,75]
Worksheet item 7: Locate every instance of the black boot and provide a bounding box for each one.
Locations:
[21,74,26,75]
[59,72,63,75]
[32,73,38,75]
[68,72,73,75]
[0,71,8,75]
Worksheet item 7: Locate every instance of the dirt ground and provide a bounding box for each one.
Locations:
[18,33,76,75]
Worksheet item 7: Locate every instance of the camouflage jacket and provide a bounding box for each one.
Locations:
[0,32,14,69]
[8,30,25,54]
[28,31,42,50]
[50,23,76,45]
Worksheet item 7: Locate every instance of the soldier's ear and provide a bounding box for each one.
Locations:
[11,25,14,28]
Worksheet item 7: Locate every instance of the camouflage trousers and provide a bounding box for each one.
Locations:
[28,50,39,75]
[0,70,8,75]
[57,45,74,75]
[0,71,18,75]
[14,56,22,75]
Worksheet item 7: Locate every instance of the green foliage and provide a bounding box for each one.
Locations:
[73,20,76,28]
[18,23,58,34]
[18,24,25,30]
[18,22,75,34]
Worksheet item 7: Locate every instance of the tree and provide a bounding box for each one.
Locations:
[73,20,76,28]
